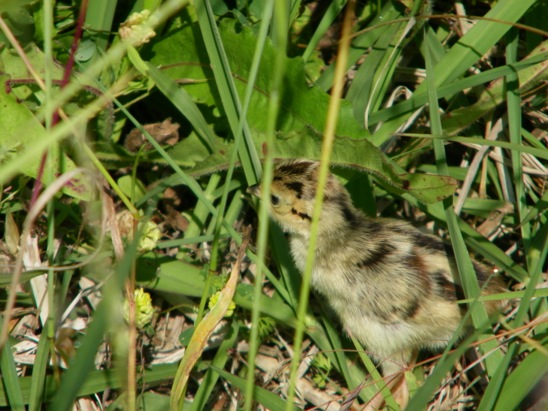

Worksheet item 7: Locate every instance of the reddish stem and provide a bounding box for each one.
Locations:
[30,0,90,206]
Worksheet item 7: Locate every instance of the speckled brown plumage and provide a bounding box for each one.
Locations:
[248,159,504,378]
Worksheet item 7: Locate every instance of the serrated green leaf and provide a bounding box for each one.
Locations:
[146,20,457,204]
[169,130,457,204]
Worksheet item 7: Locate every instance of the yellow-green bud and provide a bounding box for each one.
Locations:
[208,291,236,318]
[124,288,155,329]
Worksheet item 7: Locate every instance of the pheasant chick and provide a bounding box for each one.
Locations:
[248,159,504,378]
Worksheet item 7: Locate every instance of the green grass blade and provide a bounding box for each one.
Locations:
[369,49,547,129]
[406,334,479,410]
[493,347,548,411]
[302,0,345,61]
[477,345,516,411]
[49,234,139,410]
[430,0,536,85]
[189,322,239,411]
[351,336,400,410]
[194,0,260,183]
[83,0,117,54]
[423,26,502,375]
[372,0,537,145]
[245,2,286,408]
[28,330,50,411]
[347,12,406,123]
[0,318,25,411]
[212,366,301,411]
[48,295,111,410]
[315,1,400,91]
[401,134,548,160]
[505,29,530,261]
[0,364,181,406]
[146,63,216,153]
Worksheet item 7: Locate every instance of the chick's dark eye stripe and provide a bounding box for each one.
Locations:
[291,208,311,221]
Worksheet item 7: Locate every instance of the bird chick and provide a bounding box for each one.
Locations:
[248,159,504,379]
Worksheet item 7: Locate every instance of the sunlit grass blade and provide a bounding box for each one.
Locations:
[28,331,50,411]
[302,0,345,61]
[194,0,260,184]
[372,0,538,145]
[146,63,217,153]
[493,347,548,411]
[189,322,240,411]
[423,25,502,376]
[212,367,300,410]
[0,317,25,411]
[49,234,139,411]
[369,48,547,129]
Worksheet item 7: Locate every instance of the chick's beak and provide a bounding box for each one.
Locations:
[246,184,261,196]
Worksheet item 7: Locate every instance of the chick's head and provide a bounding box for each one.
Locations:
[247,159,352,237]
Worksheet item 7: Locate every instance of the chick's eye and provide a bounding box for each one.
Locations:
[270,194,280,206]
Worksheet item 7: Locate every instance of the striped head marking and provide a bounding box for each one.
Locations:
[247,159,353,236]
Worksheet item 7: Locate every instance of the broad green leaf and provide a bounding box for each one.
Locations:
[146,21,215,106]
[1,46,62,98]
[135,392,171,411]
[117,175,146,203]
[0,47,91,200]
[168,131,458,204]
[145,20,457,204]
[137,255,298,326]
[0,364,180,406]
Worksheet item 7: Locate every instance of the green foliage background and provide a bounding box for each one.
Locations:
[0,0,546,410]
